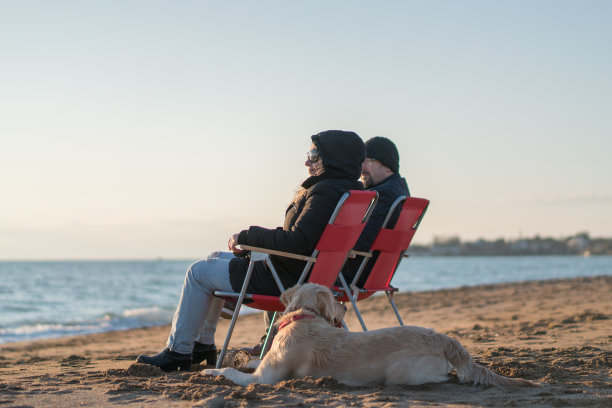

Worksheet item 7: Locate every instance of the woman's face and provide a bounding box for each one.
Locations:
[305,142,323,177]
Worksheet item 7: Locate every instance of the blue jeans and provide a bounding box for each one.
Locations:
[167,252,235,354]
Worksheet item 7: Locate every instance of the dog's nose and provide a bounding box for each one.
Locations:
[343,304,347,311]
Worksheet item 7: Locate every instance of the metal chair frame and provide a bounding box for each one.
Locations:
[213,190,378,368]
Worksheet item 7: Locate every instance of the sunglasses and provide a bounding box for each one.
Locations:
[307,149,320,163]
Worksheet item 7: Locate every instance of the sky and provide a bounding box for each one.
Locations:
[1,1,611,260]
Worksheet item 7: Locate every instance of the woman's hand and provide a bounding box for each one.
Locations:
[228,233,240,254]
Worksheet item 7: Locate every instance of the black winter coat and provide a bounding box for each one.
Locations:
[342,172,410,287]
[228,131,365,295]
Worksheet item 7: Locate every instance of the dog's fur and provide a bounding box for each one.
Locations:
[203,283,539,387]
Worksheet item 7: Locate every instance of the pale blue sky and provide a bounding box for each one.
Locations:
[1,1,611,260]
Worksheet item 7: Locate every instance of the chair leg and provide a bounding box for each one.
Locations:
[215,301,241,369]
[386,291,404,326]
[258,311,278,359]
[339,273,368,331]
[215,262,256,369]
[350,300,368,331]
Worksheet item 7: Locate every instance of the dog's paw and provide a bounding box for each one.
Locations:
[201,368,222,377]
[246,359,262,370]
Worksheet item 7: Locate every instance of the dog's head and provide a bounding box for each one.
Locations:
[280,283,346,327]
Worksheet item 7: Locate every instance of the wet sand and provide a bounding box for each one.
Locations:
[1,276,610,407]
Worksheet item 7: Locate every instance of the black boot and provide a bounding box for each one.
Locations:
[240,334,269,357]
[136,348,192,372]
[192,342,217,366]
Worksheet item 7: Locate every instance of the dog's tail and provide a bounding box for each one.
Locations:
[441,334,539,387]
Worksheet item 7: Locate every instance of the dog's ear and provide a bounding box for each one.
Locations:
[332,302,346,327]
[316,288,336,324]
[281,285,300,306]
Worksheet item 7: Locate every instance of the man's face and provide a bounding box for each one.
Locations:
[361,158,392,188]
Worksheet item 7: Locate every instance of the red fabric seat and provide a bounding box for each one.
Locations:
[335,196,429,331]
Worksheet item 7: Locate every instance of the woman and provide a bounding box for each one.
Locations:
[137,130,365,371]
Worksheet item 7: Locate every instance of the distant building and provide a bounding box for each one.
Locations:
[430,236,462,256]
[406,231,612,256]
[567,232,590,254]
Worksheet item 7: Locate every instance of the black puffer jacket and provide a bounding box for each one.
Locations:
[228,130,365,295]
[342,172,410,286]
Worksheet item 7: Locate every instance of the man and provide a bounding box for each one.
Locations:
[343,136,410,286]
[245,136,410,356]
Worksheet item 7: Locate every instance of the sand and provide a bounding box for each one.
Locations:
[1,276,610,407]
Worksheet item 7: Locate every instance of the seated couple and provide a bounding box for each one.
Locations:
[137,130,410,371]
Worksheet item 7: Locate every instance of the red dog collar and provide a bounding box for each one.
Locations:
[277,313,343,331]
[277,314,317,331]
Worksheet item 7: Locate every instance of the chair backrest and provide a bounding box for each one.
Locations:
[362,196,429,290]
[303,190,378,287]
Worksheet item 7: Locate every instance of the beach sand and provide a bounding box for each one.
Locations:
[1,276,610,407]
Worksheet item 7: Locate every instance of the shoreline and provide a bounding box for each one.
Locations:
[3,267,611,347]
[1,276,610,407]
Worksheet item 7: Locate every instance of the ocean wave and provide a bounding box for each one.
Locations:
[0,306,176,345]
[0,302,260,345]
[0,322,113,344]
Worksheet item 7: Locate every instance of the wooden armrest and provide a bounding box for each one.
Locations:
[213,291,253,299]
[238,245,316,263]
[349,250,372,259]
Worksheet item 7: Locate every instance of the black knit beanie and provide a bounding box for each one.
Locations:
[364,136,400,173]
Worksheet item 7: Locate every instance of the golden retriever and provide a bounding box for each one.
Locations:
[202,283,538,387]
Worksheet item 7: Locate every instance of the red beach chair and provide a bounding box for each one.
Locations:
[213,190,378,368]
[336,196,429,331]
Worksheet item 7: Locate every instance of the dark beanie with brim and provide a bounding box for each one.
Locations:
[364,136,400,173]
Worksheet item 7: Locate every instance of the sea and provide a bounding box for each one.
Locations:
[1,256,611,345]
